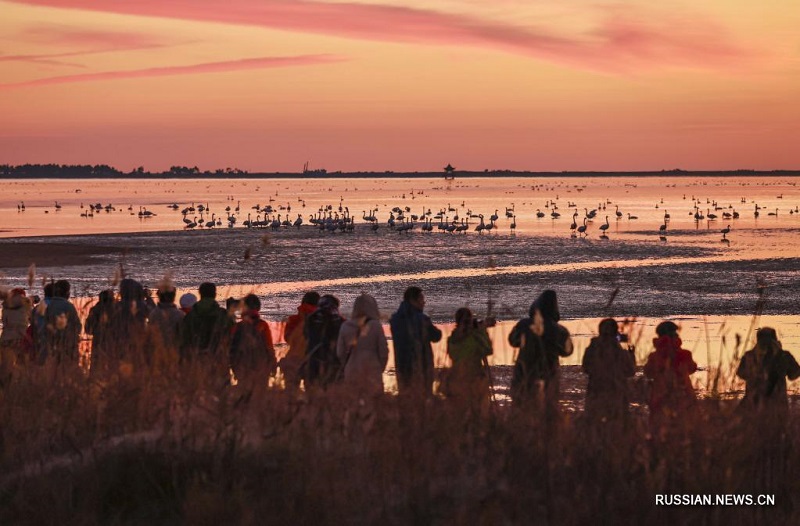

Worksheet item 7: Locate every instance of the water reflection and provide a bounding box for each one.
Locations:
[2,176,798,260]
[296,314,799,398]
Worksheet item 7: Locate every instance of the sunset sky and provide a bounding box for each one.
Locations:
[1,0,798,172]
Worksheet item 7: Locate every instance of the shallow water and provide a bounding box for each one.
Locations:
[1,175,798,385]
[1,176,798,256]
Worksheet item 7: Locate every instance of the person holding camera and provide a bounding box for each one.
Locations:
[509,290,573,420]
[443,308,494,406]
[737,327,800,423]
[582,318,636,424]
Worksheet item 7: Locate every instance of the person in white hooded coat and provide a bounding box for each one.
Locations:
[336,294,389,395]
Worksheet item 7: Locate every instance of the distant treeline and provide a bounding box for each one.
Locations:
[1,164,799,179]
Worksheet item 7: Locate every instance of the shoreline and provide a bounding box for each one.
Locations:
[3,170,800,180]
[1,228,798,321]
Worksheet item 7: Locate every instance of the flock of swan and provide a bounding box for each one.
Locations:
[169,194,797,241]
[16,193,798,242]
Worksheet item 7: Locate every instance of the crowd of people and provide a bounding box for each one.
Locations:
[1,280,798,433]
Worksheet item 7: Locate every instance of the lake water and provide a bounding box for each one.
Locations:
[1,176,798,248]
[1,175,798,392]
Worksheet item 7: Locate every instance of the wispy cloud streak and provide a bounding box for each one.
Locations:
[0,54,344,89]
[8,0,758,72]
[0,52,87,67]
[1,26,180,67]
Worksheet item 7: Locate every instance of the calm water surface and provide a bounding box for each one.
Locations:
[1,176,798,256]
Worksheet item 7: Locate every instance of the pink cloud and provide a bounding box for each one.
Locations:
[0,54,344,89]
[8,0,758,72]
[1,26,180,67]
[18,25,168,49]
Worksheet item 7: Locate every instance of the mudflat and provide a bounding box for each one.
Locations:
[0,241,128,269]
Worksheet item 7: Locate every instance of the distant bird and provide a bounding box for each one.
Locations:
[599,216,610,235]
[510,215,517,234]
[536,209,545,218]
[475,214,486,234]
[659,220,668,233]
[138,206,155,218]
[577,217,588,236]
[615,205,623,220]
[721,225,731,237]
[627,213,638,220]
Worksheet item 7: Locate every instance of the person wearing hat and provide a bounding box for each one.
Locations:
[643,321,697,437]
[179,293,198,314]
[509,289,573,419]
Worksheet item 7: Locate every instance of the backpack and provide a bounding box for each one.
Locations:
[230,320,268,371]
[284,316,307,361]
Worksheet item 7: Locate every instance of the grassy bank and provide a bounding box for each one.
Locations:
[1,360,797,525]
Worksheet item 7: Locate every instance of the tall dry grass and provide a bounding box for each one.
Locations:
[1,351,799,526]
[1,277,796,524]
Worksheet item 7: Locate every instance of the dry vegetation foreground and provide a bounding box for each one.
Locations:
[1,364,798,525]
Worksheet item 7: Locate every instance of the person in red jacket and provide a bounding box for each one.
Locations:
[644,321,697,439]
[280,291,319,390]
